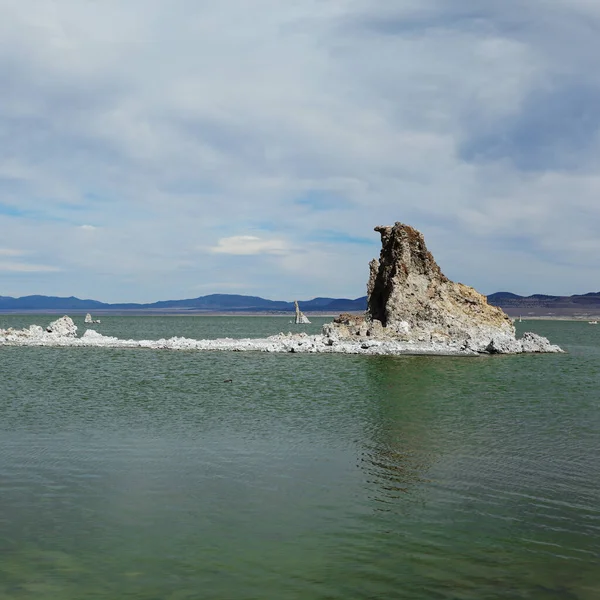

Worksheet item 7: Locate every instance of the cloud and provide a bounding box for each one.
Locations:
[0,0,599,300]
[0,261,60,273]
[0,248,24,257]
[0,247,59,272]
[209,236,289,256]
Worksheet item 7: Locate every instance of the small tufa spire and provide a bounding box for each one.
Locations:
[294,300,311,324]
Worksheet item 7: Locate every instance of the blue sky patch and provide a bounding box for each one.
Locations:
[294,191,353,211]
[309,229,376,246]
[0,203,28,217]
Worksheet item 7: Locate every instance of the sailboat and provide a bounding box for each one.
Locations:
[294,301,311,324]
[84,313,101,324]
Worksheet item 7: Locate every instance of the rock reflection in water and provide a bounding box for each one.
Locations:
[356,355,452,508]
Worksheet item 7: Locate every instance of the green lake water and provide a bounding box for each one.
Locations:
[0,316,599,599]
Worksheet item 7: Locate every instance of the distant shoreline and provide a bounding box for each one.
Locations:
[0,310,348,317]
[0,310,598,322]
[514,316,600,322]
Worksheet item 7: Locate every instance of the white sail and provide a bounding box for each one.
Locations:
[84,313,101,324]
[294,300,311,324]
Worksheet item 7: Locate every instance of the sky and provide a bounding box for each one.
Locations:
[1,0,599,303]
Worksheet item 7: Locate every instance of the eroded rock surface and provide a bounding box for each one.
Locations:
[326,222,562,354]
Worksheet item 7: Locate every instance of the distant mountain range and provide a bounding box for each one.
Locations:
[487,292,600,317]
[1,291,599,316]
[0,294,368,313]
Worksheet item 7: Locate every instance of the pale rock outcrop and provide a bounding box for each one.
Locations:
[325,222,562,354]
[0,320,481,355]
[0,316,78,344]
[46,316,78,337]
[518,332,562,354]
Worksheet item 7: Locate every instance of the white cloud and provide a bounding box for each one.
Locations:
[209,236,289,256]
[0,248,24,257]
[0,261,60,273]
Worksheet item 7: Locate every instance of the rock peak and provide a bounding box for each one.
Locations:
[374,223,446,279]
[326,221,561,354]
[368,222,448,326]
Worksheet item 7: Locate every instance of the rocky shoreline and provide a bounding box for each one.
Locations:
[0,315,562,356]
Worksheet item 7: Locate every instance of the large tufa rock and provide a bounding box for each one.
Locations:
[328,222,561,354]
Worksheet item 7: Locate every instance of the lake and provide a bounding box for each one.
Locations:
[0,316,599,599]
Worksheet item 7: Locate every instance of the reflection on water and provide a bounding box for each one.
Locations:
[358,357,442,507]
[0,317,599,599]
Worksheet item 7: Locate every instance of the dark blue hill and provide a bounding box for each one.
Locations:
[486,292,523,302]
[0,293,368,312]
[0,295,109,310]
[4,291,597,314]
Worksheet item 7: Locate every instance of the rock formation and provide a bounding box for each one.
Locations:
[294,300,311,324]
[324,222,561,354]
[46,315,78,337]
[0,311,561,355]
[0,316,79,345]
